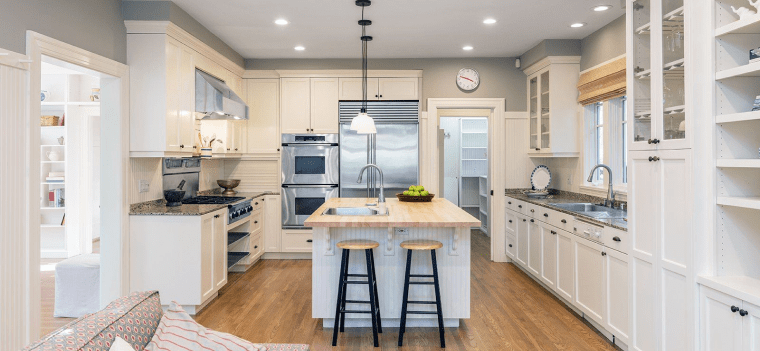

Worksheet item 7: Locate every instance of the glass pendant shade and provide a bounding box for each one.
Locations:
[350,112,376,134]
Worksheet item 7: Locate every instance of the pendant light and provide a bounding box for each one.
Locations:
[350,0,377,135]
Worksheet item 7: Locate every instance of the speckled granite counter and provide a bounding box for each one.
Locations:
[129,190,276,216]
[505,189,628,231]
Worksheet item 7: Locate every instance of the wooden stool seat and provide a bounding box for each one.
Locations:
[337,240,380,250]
[400,240,443,250]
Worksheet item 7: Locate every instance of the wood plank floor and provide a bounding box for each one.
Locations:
[195,231,620,351]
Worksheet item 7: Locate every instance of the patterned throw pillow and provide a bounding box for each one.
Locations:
[145,302,267,351]
[25,291,163,351]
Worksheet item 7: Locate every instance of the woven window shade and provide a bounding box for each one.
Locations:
[577,57,626,106]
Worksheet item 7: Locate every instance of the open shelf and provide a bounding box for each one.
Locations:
[717,196,760,210]
[228,232,250,247]
[698,275,760,308]
[227,252,250,269]
[716,110,760,124]
[716,61,760,80]
[716,14,760,37]
[717,159,760,168]
[664,105,686,114]
[635,69,652,80]
[636,22,651,35]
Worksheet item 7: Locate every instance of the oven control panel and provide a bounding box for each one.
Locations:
[228,199,253,224]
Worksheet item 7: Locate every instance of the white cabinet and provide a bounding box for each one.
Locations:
[540,222,558,290]
[574,236,606,325]
[527,218,541,276]
[199,120,246,154]
[246,79,280,154]
[505,210,517,259]
[281,77,339,134]
[338,77,419,101]
[555,228,575,303]
[130,208,228,313]
[523,58,581,157]
[746,301,760,351]
[263,195,282,253]
[629,149,692,351]
[605,248,629,345]
[282,229,313,253]
[515,214,529,267]
[701,286,743,351]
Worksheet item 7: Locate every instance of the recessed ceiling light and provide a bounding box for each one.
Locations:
[570,23,586,28]
[294,46,305,51]
[275,19,289,25]
[463,46,474,51]
[483,18,497,24]
[593,5,612,11]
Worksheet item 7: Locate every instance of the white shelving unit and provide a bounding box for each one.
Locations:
[459,118,488,234]
[40,63,100,258]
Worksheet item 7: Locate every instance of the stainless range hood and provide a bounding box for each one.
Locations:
[195,69,249,120]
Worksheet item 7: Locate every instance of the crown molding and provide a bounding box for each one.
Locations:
[242,69,423,79]
[523,56,582,76]
[125,20,244,77]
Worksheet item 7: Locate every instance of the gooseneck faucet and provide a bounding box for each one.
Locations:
[357,164,385,208]
[587,164,615,208]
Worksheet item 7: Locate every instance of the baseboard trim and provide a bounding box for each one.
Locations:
[262,252,312,260]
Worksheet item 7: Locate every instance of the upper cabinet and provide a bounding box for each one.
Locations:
[628,0,688,151]
[126,22,246,157]
[245,79,280,155]
[281,77,339,134]
[338,77,419,101]
[524,57,581,157]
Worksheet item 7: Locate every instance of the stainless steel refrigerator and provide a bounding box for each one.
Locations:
[339,101,419,198]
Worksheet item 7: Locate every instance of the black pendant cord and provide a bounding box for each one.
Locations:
[361,5,368,113]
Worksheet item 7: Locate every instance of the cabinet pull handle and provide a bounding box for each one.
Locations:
[518,205,523,208]
[254,245,258,249]
[551,230,557,235]
[601,252,607,256]
[613,236,621,242]
[255,202,259,205]
[193,145,197,149]
[254,221,258,224]
[509,220,513,223]
[647,138,661,145]
[561,219,567,224]
[530,209,535,213]
[732,306,740,313]
[535,148,541,151]
[740,309,749,317]
[530,219,535,223]
[214,215,220,218]
[523,219,527,222]
[508,201,512,205]
[509,244,513,247]
[307,239,313,243]
[543,213,549,217]
[227,148,231,151]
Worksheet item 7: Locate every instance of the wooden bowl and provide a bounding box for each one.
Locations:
[396,193,435,202]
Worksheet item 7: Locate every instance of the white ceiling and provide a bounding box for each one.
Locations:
[164,0,625,59]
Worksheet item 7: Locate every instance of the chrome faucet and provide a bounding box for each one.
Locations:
[587,164,615,208]
[357,164,385,205]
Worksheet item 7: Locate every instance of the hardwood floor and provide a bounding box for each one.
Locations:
[195,231,620,350]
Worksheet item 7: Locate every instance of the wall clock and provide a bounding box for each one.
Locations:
[456,68,480,91]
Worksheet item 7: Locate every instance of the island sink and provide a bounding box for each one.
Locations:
[322,207,388,216]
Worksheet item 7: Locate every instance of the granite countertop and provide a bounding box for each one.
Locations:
[304,198,481,228]
[505,189,628,231]
[129,190,277,216]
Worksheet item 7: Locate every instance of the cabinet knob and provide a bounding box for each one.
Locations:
[379,95,383,98]
[508,201,512,205]
[535,148,541,151]
[509,220,513,223]
[648,138,660,145]
[235,148,238,151]
[227,148,231,151]
[530,219,535,223]
[561,219,567,224]
[254,245,258,249]
[613,236,621,242]
[601,251,607,256]
[732,306,740,313]
[518,205,522,208]
[551,230,557,235]
[375,95,379,98]
[523,219,527,222]
[180,144,184,148]
[530,209,535,213]
[254,220,258,224]
[307,239,313,243]
[543,213,549,217]
[277,148,281,152]
[740,309,749,317]
[255,202,259,205]
[193,145,197,149]
[214,214,220,218]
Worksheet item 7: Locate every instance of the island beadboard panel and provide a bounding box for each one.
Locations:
[305,198,481,228]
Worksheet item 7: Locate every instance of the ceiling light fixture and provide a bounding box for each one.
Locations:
[483,18,497,24]
[593,5,612,11]
[350,0,377,135]
[275,19,289,25]
[294,46,305,51]
[463,46,474,51]
[570,23,586,28]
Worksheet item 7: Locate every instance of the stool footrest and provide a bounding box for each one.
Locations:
[343,280,370,285]
[344,300,372,304]
[346,274,369,277]
[340,309,374,314]
[407,301,437,304]
[409,274,434,278]
[405,311,439,315]
[409,281,435,285]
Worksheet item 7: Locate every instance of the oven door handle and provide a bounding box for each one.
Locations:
[281,143,339,147]
[282,184,339,188]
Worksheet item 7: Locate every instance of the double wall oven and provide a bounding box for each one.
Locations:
[281,134,339,229]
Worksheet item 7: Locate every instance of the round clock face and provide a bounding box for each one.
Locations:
[456,68,480,91]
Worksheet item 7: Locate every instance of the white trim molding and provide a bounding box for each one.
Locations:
[25,31,131,343]
[425,98,507,263]
[580,54,627,75]
[523,56,583,76]
[243,69,424,79]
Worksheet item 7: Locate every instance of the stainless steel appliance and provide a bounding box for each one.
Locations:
[162,157,201,200]
[339,101,419,198]
[281,134,340,229]
[195,69,249,120]
[181,196,252,224]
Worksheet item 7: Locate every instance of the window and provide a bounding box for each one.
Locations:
[585,97,627,187]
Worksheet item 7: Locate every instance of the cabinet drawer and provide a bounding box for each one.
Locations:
[602,226,628,254]
[513,199,527,215]
[250,210,263,233]
[506,211,517,232]
[251,197,264,213]
[506,234,516,258]
[282,229,313,253]
[506,197,519,212]
[526,203,541,218]
[251,232,263,258]
[545,209,573,232]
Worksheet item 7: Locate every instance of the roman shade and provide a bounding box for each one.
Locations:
[577,57,626,106]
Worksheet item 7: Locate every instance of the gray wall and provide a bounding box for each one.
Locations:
[0,0,127,63]
[246,58,526,112]
[580,15,626,71]
[122,1,244,67]
[519,39,582,70]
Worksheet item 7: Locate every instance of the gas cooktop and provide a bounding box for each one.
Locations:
[181,196,245,205]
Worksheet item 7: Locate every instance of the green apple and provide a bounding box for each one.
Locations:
[403,190,409,196]
[421,190,429,196]
[408,185,415,191]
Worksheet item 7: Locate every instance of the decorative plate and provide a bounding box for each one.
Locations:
[530,165,552,191]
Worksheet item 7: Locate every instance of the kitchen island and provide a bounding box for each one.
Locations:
[304,197,480,328]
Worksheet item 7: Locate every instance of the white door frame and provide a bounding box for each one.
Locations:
[425,98,507,262]
[26,31,130,341]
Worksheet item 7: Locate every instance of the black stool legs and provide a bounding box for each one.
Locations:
[332,248,382,347]
[398,249,445,348]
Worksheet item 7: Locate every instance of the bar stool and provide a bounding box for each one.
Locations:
[332,240,382,347]
[398,240,445,348]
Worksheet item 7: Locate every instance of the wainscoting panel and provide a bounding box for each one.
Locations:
[224,159,280,193]
[129,158,162,204]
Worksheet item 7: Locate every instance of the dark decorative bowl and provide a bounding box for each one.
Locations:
[164,190,186,207]
[396,193,435,202]
[217,179,241,195]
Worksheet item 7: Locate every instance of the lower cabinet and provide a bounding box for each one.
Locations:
[282,229,313,253]
[528,218,542,276]
[574,236,606,325]
[515,214,529,267]
[605,248,629,345]
[263,195,282,253]
[700,285,760,351]
[540,222,558,290]
[505,210,517,259]
[555,229,575,303]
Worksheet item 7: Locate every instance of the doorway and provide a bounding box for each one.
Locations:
[439,116,489,236]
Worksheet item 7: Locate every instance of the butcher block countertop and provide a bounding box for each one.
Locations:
[304,198,481,228]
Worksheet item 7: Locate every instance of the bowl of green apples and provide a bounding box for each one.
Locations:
[397,185,435,202]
